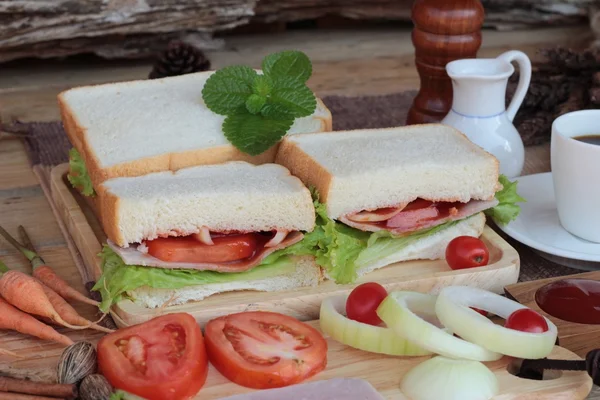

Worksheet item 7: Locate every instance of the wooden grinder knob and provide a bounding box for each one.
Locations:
[406,0,485,125]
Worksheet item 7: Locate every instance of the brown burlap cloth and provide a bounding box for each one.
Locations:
[2,91,585,282]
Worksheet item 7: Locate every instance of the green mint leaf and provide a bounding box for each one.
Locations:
[201,66,258,115]
[222,109,293,155]
[67,148,95,197]
[262,50,312,84]
[261,78,316,119]
[253,75,273,97]
[246,94,266,114]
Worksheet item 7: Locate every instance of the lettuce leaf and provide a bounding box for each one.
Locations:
[485,174,526,225]
[311,197,369,283]
[308,174,524,284]
[93,246,299,313]
[67,148,95,197]
[355,218,465,269]
[94,175,526,311]
[309,197,464,284]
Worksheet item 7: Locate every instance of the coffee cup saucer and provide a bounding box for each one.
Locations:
[496,172,600,271]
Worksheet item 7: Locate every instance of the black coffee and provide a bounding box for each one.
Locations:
[573,135,600,145]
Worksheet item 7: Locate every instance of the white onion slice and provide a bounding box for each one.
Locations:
[435,286,558,359]
[192,227,214,245]
[401,356,499,400]
[377,291,501,362]
[346,205,406,222]
[319,295,432,356]
[264,230,289,248]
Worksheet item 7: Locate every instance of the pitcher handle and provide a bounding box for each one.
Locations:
[497,50,532,122]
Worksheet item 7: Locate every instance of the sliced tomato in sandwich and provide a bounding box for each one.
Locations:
[145,233,261,264]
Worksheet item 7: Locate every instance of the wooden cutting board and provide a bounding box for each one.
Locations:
[0,318,592,400]
[505,270,600,358]
[50,163,521,328]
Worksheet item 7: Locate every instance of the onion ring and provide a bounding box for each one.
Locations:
[192,227,214,245]
[319,295,432,356]
[435,286,557,359]
[377,291,502,362]
[264,230,289,248]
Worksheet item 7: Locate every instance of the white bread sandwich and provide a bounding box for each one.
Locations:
[60,50,332,198]
[92,161,323,311]
[274,124,524,283]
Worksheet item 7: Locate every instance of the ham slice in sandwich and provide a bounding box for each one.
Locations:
[92,162,323,310]
[275,124,522,283]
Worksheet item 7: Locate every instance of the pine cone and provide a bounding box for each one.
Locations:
[540,47,600,73]
[507,73,571,113]
[149,41,211,79]
[515,112,554,147]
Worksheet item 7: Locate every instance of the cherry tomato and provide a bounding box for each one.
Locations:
[471,307,488,317]
[505,309,549,333]
[346,282,388,326]
[445,236,490,270]
[146,233,260,263]
[97,313,208,400]
[204,311,327,389]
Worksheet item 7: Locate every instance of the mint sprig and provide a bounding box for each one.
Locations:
[202,50,316,156]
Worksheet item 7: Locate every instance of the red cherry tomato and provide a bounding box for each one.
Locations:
[346,282,388,326]
[505,309,549,333]
[445,236,490,270]
[471,307,488,317]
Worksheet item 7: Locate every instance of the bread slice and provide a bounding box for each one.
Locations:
[348,212,486,279]
[58,70,332,189]
[128,256,322,309]
[97,161,315,247]
[275,124,500,219]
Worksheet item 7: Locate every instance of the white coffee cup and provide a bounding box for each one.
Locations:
[551,110,600,243]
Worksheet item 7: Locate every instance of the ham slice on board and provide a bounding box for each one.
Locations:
[107,231,304,272]
[219,378,385,400]
[340,199,498,234]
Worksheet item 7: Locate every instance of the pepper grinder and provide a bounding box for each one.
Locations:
[406,0,485,125]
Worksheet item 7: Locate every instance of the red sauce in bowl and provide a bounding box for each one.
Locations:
[535,278,600,325]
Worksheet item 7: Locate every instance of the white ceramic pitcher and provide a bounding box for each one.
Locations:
[441,50,532,178]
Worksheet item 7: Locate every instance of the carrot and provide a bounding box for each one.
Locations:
[0,225,100,308]
[40,285,113,334]
[0,269,91,331]
[33,265,99,307]
[0,298,73,346]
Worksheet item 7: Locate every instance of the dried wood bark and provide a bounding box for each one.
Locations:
[0,0,595,63]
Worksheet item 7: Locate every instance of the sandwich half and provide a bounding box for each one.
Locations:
[93,161,323,311]
[59,70,332,197]
[275,124,524,283]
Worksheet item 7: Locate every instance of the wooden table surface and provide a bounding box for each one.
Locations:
[0,25,598,398]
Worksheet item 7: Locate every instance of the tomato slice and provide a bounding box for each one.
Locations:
[145,233,260,263]
[205,311,328,389]
[97,313,208,400]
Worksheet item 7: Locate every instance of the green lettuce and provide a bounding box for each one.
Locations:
[94,176,525,311]
[67,148,95,197]
[309,194,465,284]
[485,174,526,225]
[94,246,302,312]
[307,175,525,284]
